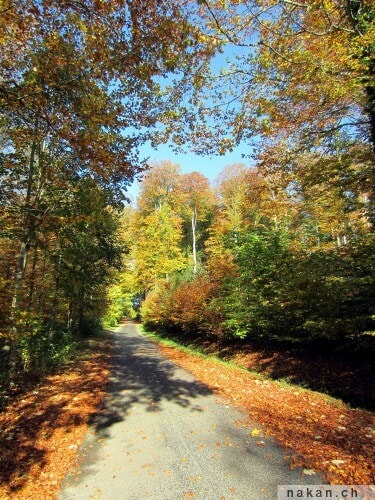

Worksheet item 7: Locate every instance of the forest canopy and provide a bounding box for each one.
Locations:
[0,0,374,386]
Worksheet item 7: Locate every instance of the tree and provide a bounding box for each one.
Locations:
[55,177,123,334]
[184,1,374,157]
[180,171,215,273]
[131,204,186,292]
[136,161,183,213]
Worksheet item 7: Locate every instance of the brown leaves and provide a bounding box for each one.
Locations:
[157,343,375,485]
[0,338,111,499]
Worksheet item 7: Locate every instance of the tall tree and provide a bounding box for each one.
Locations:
[131,204,186,292]
[184,1,375,156]
[136,161,183,213]
[129,161,187,292]
[180,171,215,273]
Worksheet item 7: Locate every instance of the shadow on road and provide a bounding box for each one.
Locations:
[90,322,212,437]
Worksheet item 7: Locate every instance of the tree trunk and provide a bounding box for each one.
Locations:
[49,250,62,335]
[192,207,198,274]
[8,141,37,381]
[10,142,37,318]
[348,0,375,152]
[27,243,39,312]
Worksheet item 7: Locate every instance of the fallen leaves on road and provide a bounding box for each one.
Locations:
[1,329,373,498]
[156,344,375,485]
[0,338,111,499]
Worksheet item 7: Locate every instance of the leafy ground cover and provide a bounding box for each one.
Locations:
[0,337,111,499]
[144,329,375,486]
[145,329,375,411]
[0,326,373,498]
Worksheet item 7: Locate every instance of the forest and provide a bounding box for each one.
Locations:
[0,0,374,391]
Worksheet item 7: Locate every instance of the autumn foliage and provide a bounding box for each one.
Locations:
[0,1,215,386]
[129,160,373,353]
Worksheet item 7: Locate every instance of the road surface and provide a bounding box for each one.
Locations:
[60,321,322,499]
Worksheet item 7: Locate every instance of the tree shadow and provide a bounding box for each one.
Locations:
[163,330,375,410]
[90,322,213,437]
[0,339,110,494]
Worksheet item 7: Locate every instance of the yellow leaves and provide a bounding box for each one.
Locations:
[184,492,196,499]
[302,469,316,476]
[188,475,202,483]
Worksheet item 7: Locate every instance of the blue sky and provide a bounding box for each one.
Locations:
[126,40,255,201]
[127,141,254,202]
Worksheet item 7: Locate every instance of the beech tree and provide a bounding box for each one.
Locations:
[137,157,374,344]
[131,204,186,292]
[129,162,186,293]
[188,1,375,155]
[136,161,183,213]
[0,0,219,380]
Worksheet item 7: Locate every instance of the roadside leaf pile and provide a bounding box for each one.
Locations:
[0,339,111,499]
[156,344,375,485]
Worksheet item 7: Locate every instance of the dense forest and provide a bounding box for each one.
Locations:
[111,158,374,347]
[1,1,374,388]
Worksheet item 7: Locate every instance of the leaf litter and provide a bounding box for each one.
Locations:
[156,344,374,485]
[0,338,111,499]
[0,332,373,498]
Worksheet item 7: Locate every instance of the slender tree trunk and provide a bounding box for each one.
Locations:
[8,141,37,380]
[365,65,375,154]
[192,207,197,274]
[27,243,39,312]
[67,301,73,332]
[49,250,62,335]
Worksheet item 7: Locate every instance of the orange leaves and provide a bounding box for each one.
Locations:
[157,341,375,485]
[141,274,221,333]
[0,337,111,499]
[168,275,219,332]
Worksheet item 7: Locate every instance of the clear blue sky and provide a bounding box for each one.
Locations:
[126,141,254,202]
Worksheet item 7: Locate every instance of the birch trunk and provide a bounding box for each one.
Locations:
[192,206,197,274]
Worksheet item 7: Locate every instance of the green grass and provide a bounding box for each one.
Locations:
[140,324,346,406]
[140,324,266,378]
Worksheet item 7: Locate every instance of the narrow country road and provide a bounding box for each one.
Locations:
[60,321,322,500]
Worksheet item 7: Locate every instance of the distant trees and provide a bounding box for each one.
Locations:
[0,1,217,382]
[126,162,214,294]
[135,160,374,348]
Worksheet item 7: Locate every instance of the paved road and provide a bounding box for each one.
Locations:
[60,321,322,500]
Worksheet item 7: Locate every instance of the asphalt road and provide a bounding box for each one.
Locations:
[60,321,322,500]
